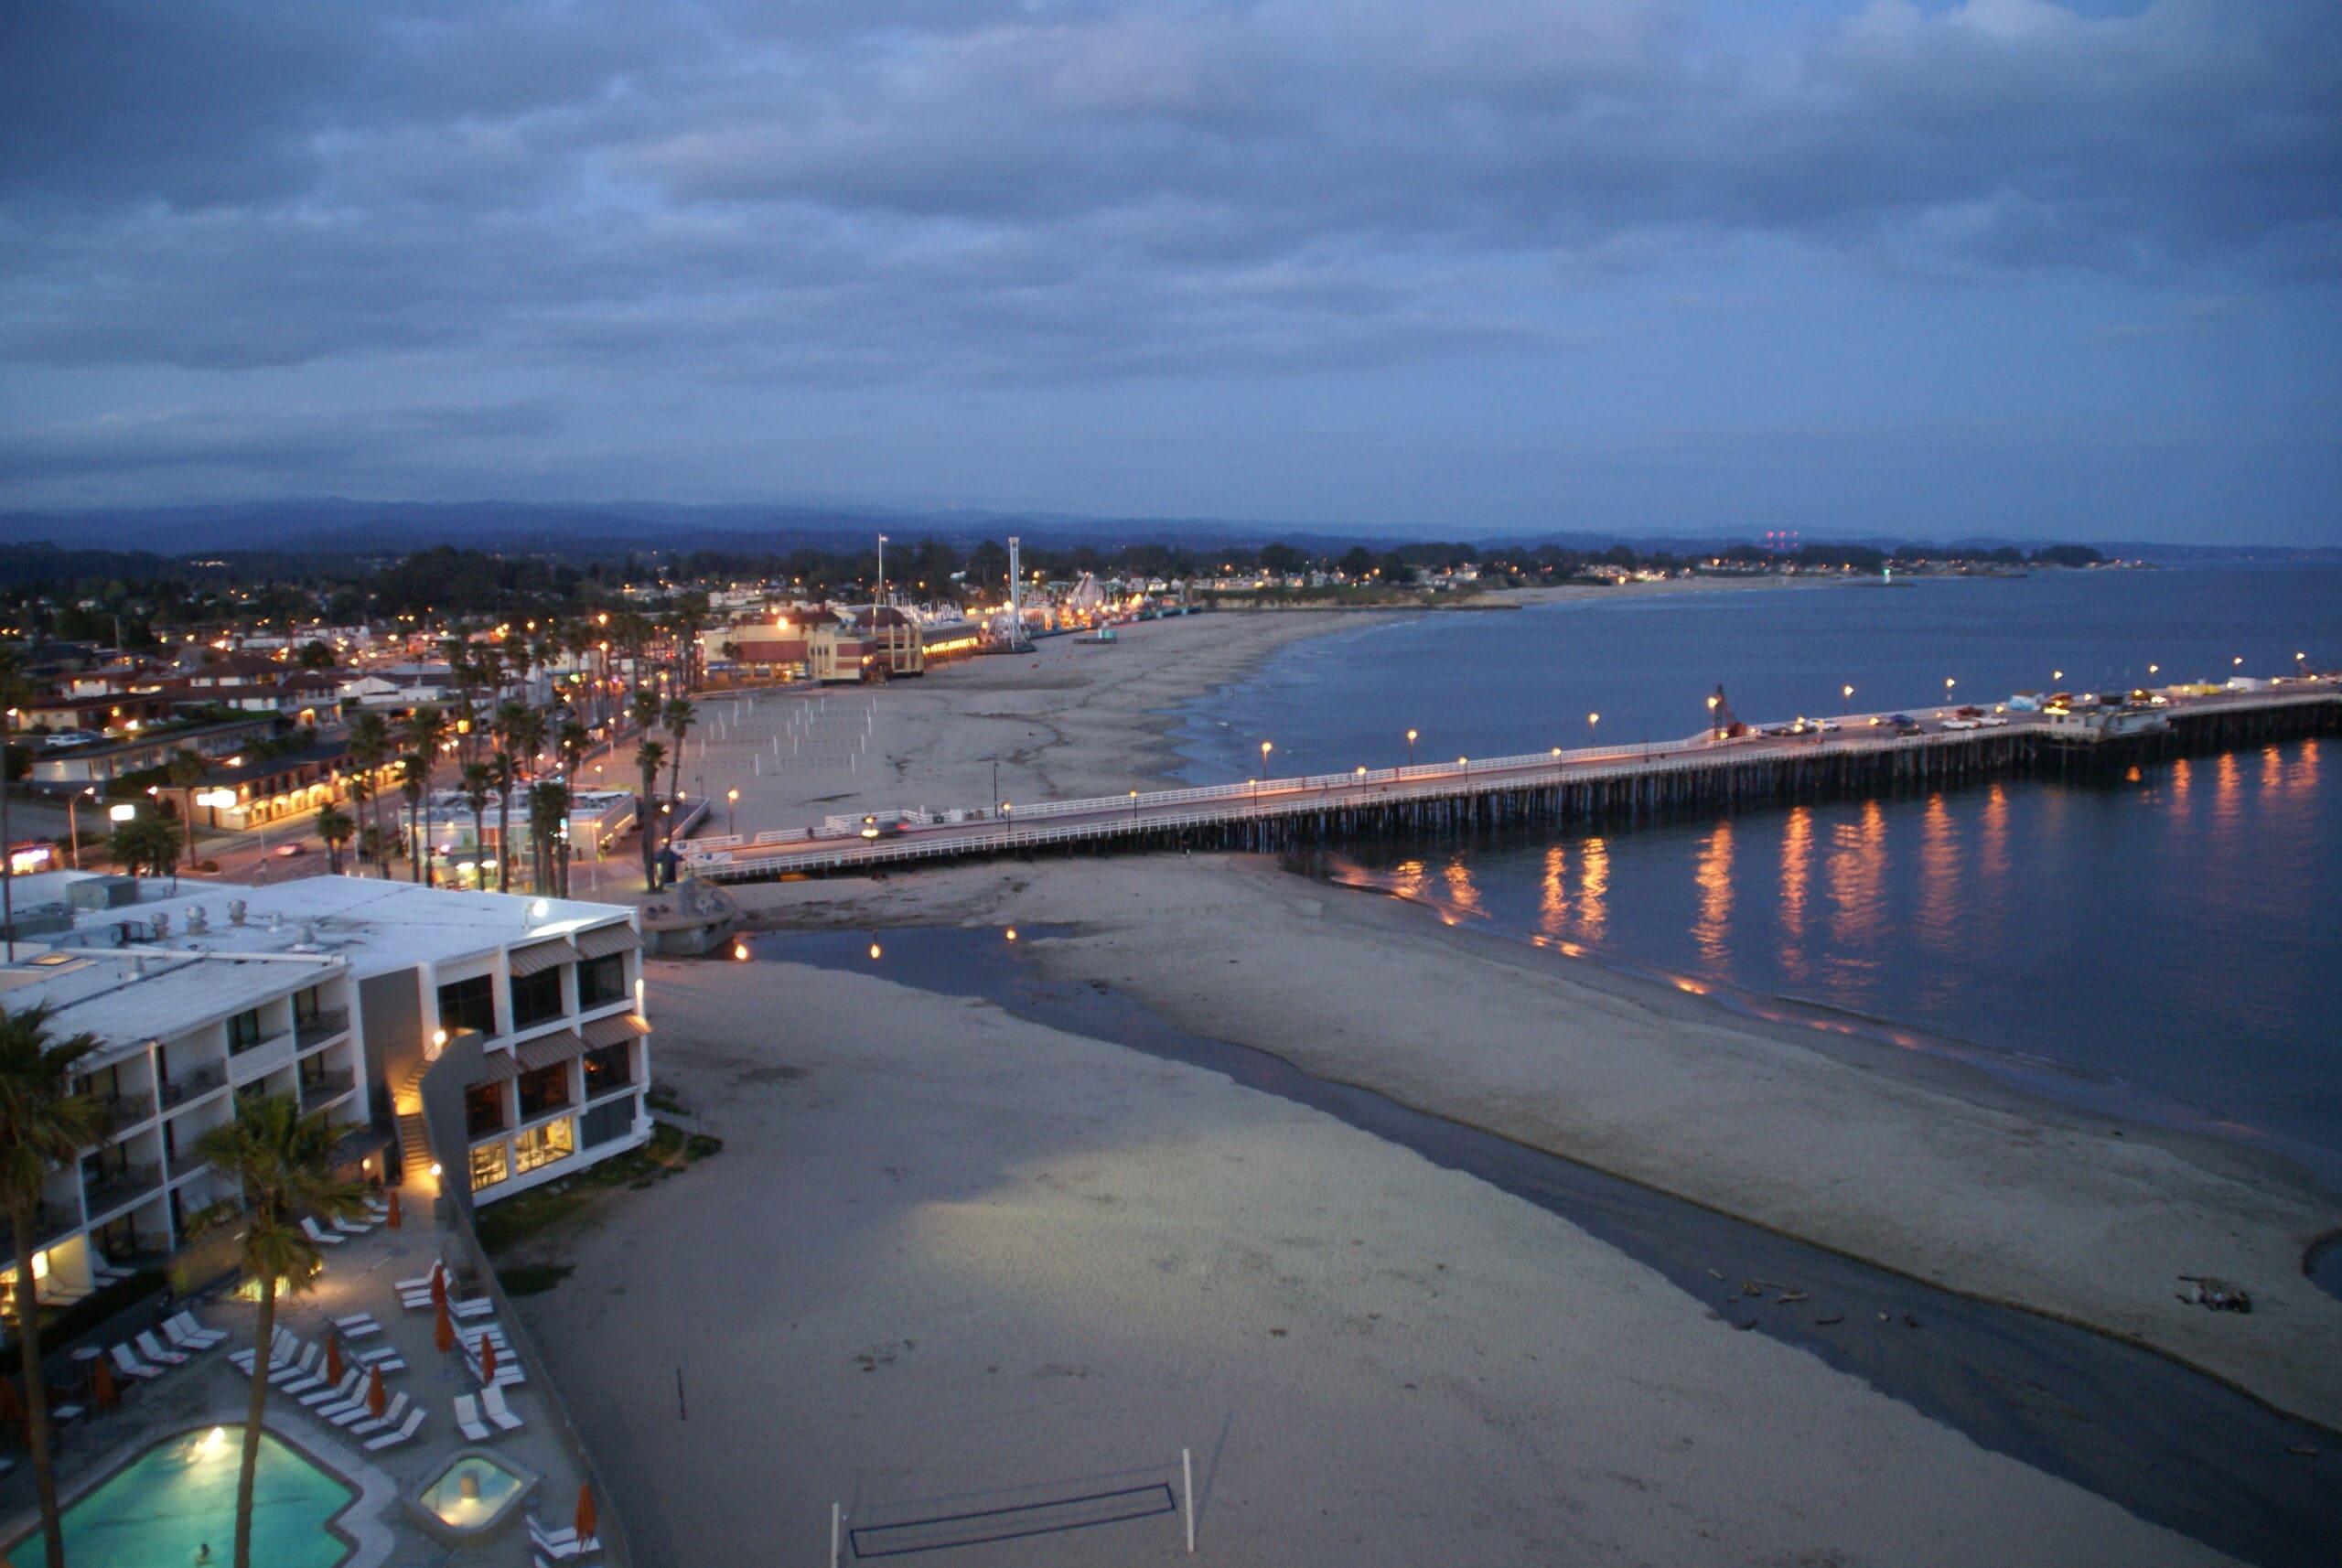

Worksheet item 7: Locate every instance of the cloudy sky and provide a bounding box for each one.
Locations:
[3,0,2337,542]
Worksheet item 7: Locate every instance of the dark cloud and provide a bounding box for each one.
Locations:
[0,2,2334,529]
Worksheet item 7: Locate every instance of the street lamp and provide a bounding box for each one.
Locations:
[1259,740,1272,783]
[67,787,97,870]
[1587,712,1599,745]
[1943,678,1956,712]
[1842,683,1853,717]
[727,788,739,835]
[1405,728,1416,768]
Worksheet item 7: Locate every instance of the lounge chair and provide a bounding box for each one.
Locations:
[134,1331,189,1367]
[300,1217,346,1247]
[453,1393,491,1443]
[165,1312,226,1351]
[108,1342,166,1380]
[274,1344,328,1392]
[480,1383,524,1432]
[332,1212,374,1235]
[87,1248,134,1284]
[353,1342,403,1365]
[392,1262,445,1293]
[332,1311,379,1332]
[301,1370,366,1410]
[450,1297,496,1319]
[347,1391,410,1437]
[361,1406,425,1452]
[529,1516,600,1560]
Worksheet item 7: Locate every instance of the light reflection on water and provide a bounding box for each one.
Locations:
[1321,738,2342,1181]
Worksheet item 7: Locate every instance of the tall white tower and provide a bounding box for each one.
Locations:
[1006,535,1023,649]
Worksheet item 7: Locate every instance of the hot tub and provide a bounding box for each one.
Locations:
[403,1450,538,1545]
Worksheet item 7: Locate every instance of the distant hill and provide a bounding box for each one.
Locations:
[1,499,2330,566]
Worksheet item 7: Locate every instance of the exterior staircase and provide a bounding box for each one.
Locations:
[392,1062,432,1177]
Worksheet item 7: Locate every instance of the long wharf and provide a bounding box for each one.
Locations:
[679,686,2339,883]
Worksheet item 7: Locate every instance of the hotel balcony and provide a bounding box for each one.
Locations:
[295,1007,352,1050]
[90,1085,158,1132]
[82,1162,163,1220]
[300,1067,358,1112]
[160,1061,229,1108]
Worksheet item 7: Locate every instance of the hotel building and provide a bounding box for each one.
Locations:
[0,876,652,1308]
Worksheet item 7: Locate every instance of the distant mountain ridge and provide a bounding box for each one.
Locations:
[3,499,2331,564]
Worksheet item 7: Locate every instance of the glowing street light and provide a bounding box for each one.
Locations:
[1259,740,1273,783]
[1842,683,1853,716]
[726,788,739,835]
[109,803,136,823]
[1405,728,1417,768]
[1587,712,1600,743]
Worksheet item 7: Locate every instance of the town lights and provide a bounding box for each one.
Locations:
[109,803,136,822]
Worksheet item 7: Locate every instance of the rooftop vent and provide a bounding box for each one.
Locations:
[228,899,247,927]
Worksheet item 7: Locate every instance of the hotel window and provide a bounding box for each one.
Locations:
[518,1062,572,1121]
[579,1099,634,1149]
[578,954,628,1009]
[582,1043,632,1098]
[227,1009,264,1054]
[436,975,498,1038]
[510,965,565,1030]
[465,1082,508,1138]
[293,985,323,1029]
[512,1116,574,1175]
[469,1140,509,1193]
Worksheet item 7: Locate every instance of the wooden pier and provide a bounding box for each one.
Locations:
[679,687,2340,883]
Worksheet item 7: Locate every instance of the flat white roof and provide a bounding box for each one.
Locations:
[53,875,638,978]
[0,949,343,1067]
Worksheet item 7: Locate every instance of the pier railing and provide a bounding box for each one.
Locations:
[680,687,2339,881]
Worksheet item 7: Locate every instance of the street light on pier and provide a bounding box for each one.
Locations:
[726,788,738,836]
[1842,683,1853,717]
[1405,728,1417,768]
[1259,740,1273,783]
[1587,712,1599,745]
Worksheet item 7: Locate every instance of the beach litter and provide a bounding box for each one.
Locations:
[2176,1275,2252,1313]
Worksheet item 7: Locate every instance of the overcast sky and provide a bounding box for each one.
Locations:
[2,1,2337,542]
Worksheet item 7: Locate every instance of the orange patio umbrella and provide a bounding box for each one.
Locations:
[477,1336,498,1385]
[575,1483,597,1546]
[324,1336,345,1386]
[430,1264,447,1307]
[365,1364,387,1421]
[91,1355,118,1412]
[434,1296,456,1354]
[385,1190,403,1230]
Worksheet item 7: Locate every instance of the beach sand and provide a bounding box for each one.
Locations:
[515,954,2239,1567]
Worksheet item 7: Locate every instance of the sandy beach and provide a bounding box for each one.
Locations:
[516,952,2240,1567]
[508,571,2335,1564]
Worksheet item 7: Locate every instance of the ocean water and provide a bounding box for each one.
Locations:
[1173,566,2342,1185]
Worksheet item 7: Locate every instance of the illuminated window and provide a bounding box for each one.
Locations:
[468,1140,509,1192]
[512,1116,575,1175]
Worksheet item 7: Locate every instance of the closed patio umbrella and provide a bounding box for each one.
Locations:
[325,1336,345,1386]
[575,1483,597,1546]
[434,1296,455,1354]
[477,1336,497,1385]
[366,1364,387,1421]
[91,1355,118,1412]
[430,1264,447,1307]
[385,1190,403,1230]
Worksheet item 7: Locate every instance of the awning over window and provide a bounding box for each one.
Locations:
[582,1012,652,1049]
[517,1030,586,1073]
[574,923,641,961]
[476,1049,521,1083]
[508,939,581,976]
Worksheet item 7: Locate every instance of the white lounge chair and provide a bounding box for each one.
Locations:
[108,1342,165,1380]
[450,1297,496,1319]
[453,1393,491,1443]
[480,1383,525,1432]
[348,1391,410,1437]
[529,1516,600,1560]
[165,1313,226,1351]
[300,1369,365,1410]
[274,1344,328,1391]
[362,1406,425,1451]
[134,1331,189,1367]
[300,1217,346,1247]
[392,1262,445,1293]
[332,1311,379,1332]
[353,1342,403,1365]
[332,1212,374,1235]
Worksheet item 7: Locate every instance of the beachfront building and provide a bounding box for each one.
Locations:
[0,943,367,1313]
[0,878,653,1308]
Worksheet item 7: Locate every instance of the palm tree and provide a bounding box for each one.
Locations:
[315,802,354,875]
[398,753,429,884]
[346,713,393,857]
[557,719,590,786]
[628,686,661,739]
[166,747,210,843]
[661,697,697,802]
[458,763,494,889]
[528,780,570,897]
[635,739,666,890]
[344,774,376,873]
[492,701,544,896]
[111,813,186,878]
[0,1004,108,1568]
[196,1096,367,1568]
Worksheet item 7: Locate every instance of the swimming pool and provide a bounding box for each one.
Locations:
[6,1424,352,1568]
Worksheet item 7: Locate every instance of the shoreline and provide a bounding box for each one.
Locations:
[717,852,2342,1432]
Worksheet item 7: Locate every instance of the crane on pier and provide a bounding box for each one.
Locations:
[1710,684,1747,739]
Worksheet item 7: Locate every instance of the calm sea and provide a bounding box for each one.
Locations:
[1173,566,2342,1187]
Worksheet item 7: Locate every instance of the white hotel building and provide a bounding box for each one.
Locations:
[0,877,652,1308]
